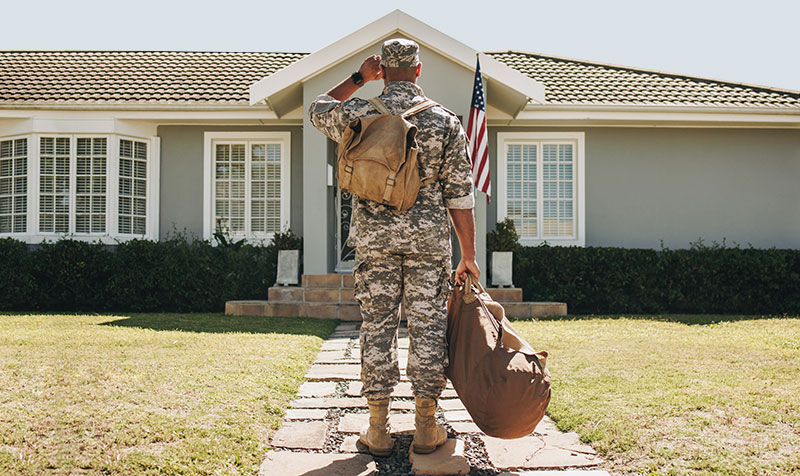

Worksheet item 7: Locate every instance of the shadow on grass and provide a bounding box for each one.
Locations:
[100,312,338,337]
[512,313,800,325]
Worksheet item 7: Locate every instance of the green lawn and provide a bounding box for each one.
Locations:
[3,313,798,476]
[514,315,800,476]
[0,313,337,476]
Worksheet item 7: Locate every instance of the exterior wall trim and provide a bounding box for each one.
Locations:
[0,132,160,243]
[202,131,292,244]
[496,132,586,247]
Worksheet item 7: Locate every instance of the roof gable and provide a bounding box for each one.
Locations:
[248,10,546,117]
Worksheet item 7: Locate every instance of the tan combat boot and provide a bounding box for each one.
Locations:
[359,398,394,456]
[411,397,448,454]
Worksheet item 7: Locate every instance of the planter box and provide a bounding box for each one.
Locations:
[276,250,300,286]
[491,251,514,287]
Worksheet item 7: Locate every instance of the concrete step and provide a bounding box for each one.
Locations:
[485,287,522,302]
[226,300,567,320]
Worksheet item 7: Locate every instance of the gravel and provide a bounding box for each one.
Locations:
[277,323,505,474]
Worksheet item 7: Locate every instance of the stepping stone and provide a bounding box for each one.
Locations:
[481,435,601,470]
[346,381,417,398]
[335,323,359,331]
[442,388,458,398]
[408,438,469,475]
[316,358,361,365]
[270,421,327,449]
[448,421,483,433]
[338,412,416,434]
[539,431,598,456]
[284,408,327,420]
[444,410,472,422]
[533,416,560,436]
[316,349,347,360]
[439,398,466,411]
[298,381,337,398]
[391,400,415,410]
[305,364,361,381]
[321,340,350,351]
[259,451,377,476]
[340,435,370,453]
[291,397,366,409]
[346,381,363,397]
[498,472,610,476]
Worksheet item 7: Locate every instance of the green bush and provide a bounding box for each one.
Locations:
[0,235,278,313]
[514,240,800,314]
[487,218,521,252]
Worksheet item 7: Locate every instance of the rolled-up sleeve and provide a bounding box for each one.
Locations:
[308,94,348,143]
[440,122,475,210]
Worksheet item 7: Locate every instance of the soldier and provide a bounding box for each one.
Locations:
[308,38,480,456]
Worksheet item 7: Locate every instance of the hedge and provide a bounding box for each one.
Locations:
[0,235,277,313]
[2,236,799,314]
[513,240,800,314]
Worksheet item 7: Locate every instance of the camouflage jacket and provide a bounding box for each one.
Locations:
[309,81,474,255]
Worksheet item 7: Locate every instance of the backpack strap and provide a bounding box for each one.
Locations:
[401,98,438,118]
[420,173,438,187]
[367,97,391,115]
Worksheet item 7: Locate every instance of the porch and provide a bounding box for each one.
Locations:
[225,273,567,320]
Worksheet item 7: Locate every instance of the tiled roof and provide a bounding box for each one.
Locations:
[1,50,798,108]
[0,51,307,105]
[487,50,800,108]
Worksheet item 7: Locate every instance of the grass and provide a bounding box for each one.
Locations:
[512,314,800,476]
[0,313,338,476]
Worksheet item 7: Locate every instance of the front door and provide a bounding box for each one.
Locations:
[335,188,355,272]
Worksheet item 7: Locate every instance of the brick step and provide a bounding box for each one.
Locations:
[269,286,356,303]
[226,301,361,321]
[271,283,522,304]
[301,274,354,288]
[226,300,566,320]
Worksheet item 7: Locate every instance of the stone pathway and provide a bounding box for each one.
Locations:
[260,322,609,476]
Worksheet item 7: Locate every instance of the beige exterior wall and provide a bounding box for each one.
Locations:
[488,126,800,249]
[157,125,303,242]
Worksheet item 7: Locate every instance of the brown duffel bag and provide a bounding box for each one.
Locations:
[445,274,551,439]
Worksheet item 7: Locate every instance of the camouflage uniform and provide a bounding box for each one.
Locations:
[309,39,474,400]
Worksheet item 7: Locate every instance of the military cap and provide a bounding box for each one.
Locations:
[380,38,420,68]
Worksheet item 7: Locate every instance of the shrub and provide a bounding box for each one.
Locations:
[270,228,303,250]
[0,235,278,313]
[514,240,800,315]
[487,218,521,252]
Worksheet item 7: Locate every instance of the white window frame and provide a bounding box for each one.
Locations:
[0,135,30,234]
[202,131,291,244]
[497,132,586,247]
[0,133,160,243]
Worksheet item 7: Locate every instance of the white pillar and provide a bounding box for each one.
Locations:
[302,113,330,274]
[475,192,488,287]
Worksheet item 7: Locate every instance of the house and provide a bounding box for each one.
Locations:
[2,10,799,286]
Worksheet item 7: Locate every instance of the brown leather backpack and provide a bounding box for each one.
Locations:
[445,274,551,439]
[337,97,438,213]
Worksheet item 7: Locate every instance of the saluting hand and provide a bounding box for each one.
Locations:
[359,55,383,82]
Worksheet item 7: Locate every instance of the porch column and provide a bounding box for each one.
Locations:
[302,112,330,274]
[475,192,487,287]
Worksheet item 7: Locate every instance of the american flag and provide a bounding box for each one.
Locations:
[466,57,490,198]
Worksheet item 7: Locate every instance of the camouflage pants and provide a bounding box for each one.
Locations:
[353,248,452,400]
